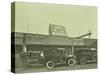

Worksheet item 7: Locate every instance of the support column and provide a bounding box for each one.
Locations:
[72,39,74,55]
[23,34,27,52]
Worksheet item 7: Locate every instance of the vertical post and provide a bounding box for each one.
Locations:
[49,24,52,35]
[72,39,74,55]
[23,34,27,52]
[27,16,29,33]
[89,30,91,39]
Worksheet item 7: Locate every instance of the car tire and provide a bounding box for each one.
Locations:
[80,57,87,65]
[67,59,75,66]
[46,61,54,69]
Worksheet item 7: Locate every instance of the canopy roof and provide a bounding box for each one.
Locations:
[11,32,97,47]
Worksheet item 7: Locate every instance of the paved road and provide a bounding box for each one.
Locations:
[16,63,97,73]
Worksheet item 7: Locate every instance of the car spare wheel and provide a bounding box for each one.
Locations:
[67,59,75,66]
[46,61,54,69]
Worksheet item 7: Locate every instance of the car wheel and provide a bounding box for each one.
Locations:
[68,59,75,66]
[80,57,87,65]
[46,61,54,69]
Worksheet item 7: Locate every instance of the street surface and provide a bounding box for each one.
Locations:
[16,63,97,73]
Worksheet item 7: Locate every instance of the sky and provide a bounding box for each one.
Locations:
[14,2,97,38]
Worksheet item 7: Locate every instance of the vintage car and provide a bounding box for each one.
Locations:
[20,47,76,68]
[75,48,97,64]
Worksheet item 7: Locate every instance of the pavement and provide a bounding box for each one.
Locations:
[15,63,97,73]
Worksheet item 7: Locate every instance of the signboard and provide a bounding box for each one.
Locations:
[73,38,84,45]
[49,24,67,36]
